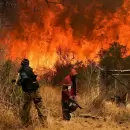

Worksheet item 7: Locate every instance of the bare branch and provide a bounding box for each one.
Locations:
[44,0,69,8]
[45,0,50,7]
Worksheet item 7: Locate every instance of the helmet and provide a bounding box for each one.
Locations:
[21,59,29,66]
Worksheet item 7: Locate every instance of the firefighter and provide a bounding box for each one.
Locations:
[62,68,78,120]
[15,59,47,127]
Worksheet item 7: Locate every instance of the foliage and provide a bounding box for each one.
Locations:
[99,42,128,70]
[98,42,130,95]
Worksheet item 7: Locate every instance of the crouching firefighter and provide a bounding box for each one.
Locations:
[62,69,82,120]
[14,59,47,127]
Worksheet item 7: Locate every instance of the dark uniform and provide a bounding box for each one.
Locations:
[71,75,77,96]
[15,59,47,127]
[70,68,77,96]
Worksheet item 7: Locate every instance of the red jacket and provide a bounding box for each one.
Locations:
[62,75,74,101]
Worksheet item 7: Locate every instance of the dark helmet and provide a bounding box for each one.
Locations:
[21,58,29,66]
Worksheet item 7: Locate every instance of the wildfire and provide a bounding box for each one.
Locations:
[1,0,130,72]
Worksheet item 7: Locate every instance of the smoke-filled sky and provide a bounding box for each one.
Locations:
[55,0,124,39]
[0,0,124,37]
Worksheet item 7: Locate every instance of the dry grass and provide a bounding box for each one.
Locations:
[1,85,130,130]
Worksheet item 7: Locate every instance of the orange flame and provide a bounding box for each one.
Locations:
[1,0,130,72]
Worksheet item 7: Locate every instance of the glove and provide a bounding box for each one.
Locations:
[69,96,75,101]
[11,79,16,84]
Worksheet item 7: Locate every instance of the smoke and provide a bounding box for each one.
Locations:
[0,0,124,33]
[56,0,124,39]
[0,0,18,27]
[98,0,123,12]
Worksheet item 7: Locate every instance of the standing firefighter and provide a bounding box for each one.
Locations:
[15,59,47,127]
[62,68,79,120]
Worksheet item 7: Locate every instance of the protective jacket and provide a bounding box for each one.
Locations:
[16,66,39,92]
[62,75,74,101]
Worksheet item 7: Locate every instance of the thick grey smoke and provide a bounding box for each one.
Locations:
[56,0,124,39]
[0,0,124,38]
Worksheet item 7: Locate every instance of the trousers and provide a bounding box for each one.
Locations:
[20,90,47,126]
